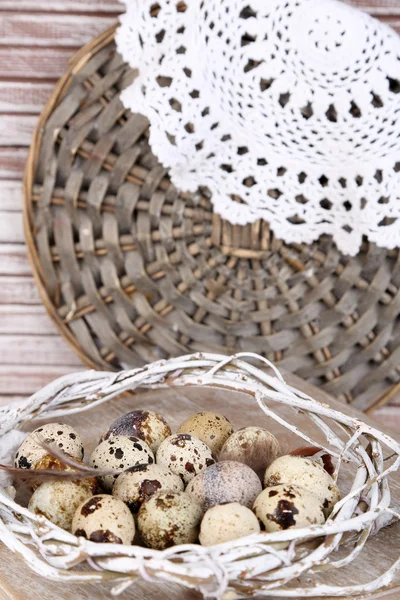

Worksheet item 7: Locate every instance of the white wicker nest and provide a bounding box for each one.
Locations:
[0,352,399,599]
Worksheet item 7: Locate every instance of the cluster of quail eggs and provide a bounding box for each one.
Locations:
[15,409,341,548]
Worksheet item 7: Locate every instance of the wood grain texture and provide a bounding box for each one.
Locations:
[0,381,397,600]
[0,0,398,428]
[0,13,115,46]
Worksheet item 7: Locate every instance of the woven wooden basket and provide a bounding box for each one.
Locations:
[24,25,400,414]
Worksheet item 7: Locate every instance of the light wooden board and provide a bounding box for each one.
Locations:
[0,1,399,415]
[0,376,398,600]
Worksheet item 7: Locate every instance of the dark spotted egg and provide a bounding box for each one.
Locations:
[89,435,154,491]
[253,484,325,533]
[72,494,135,545]
[156,433,215,484]
[14,423,84,470]
[112,463,184,513]
[101,410,172,453]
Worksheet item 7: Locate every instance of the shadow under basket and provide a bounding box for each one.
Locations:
[24,25,400,414]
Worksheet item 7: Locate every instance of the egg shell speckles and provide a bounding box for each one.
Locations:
[253,484,325,532]
[199,503,260,546]
[14,423,84,470]
[90,435,154,491]
[177,412,234,455]
[28,480,94,531]
[31,454,98,492]
[112,463,184,513]
[156,433,215,484]
[101,410,172,453]
[219,427,280,477]
[72,494,135,545]
[264,455,340,516]
[137,490,203,549]
[185,461,262,510]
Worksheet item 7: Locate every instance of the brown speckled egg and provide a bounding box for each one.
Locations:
[14,423,84,470]
[186,461,262,509]
[72,494,135,544]
[101,410,172,453]
[290,446,335,476]
[199,503,260,546]
[264,455,340,516]
[137,490,203,549]
[156,434,215,484]
[112,463,184,513]
[219,427,280,477]
[90,435,154,491]
[177,412,234,455]
[31,454,98,492]
[28,480,94,531]
[253,484,325,532]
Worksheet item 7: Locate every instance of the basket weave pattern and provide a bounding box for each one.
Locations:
[24,27,400,413]
[0,353,399,599]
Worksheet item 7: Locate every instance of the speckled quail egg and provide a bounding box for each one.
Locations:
[253,484,325,532]
[156,433,215,484]
[28,480,94,531]
[137,490,203,549]
[199,503,260,546]
[31,454,99,492]
[14,423,84,469]
[290,445,335,476]
[186,461,262,510]
[90,435,154,491]
[101,410,172,453]
[219,427,280,477]
[112,463,184,513]
[177,412,234,455]
[72,494,135,544]
[264,455,340,516]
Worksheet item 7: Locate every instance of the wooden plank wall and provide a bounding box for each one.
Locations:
[0,0,398,430]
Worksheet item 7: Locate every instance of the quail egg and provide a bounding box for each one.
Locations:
[199,503,260,546]
[28,480,94,531]
[137,490,203,549]
[14,423,84,469]
[264,455,340,516]
[290,445,335,476]
[30,454,98,491]
[156,433,215,484]
[113,463,184,513]
[72,494,135,544]
[101,410,172,453]
[219,427,280,476]
[90,435,154,491]
[177,412,234,455]
[253,484,325,532]
[186,461,262,510]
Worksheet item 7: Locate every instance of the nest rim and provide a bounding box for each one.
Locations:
[0,352,399,599]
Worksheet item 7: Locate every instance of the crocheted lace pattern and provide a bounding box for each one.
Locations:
[117,0,400,255]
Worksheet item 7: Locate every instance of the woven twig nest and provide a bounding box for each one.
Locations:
[24,26,400,413]
[0,353,399,599]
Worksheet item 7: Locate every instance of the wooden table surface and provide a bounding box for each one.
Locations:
[0,0,399,431]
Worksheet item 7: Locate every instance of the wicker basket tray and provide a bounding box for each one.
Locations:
[24,25,400,414]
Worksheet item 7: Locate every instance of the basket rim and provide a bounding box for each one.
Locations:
[23,25,119,373]
[0,353,399,599]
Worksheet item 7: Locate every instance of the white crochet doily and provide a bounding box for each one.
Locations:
[116,0,400,256]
